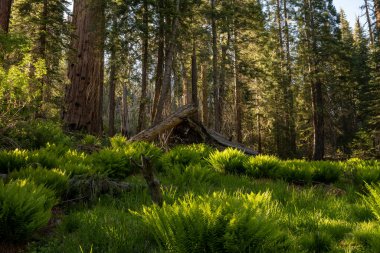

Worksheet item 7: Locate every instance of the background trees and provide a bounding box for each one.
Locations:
[1,0,379,159]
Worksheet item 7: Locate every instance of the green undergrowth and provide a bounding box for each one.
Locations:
[1,130,380,252]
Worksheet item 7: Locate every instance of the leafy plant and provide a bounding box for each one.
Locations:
[165,164,220,189]
[135,191,289,253]
[9,167,69,197]
[7,120,72,149]
[0,180,56,242]
[109,134,129,149]
[343,159,380,185]
[311,161,341,184]
[362,182,380,221]
[208,148,248,174]
[0,149,29,174]
[81,134,102,146]
[125,141,163,170]
[160,144,214,172]
[245,155,282,178]
[91,149,131,178]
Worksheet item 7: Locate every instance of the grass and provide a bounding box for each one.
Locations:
[28,171,380,253]
[1,136,380,252]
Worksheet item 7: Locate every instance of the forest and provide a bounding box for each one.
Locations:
[1,0,380,252]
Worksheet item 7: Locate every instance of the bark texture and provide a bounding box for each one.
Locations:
[376,0,380,41]
[211,0,220,132]
[0,0,12,33]
[108,45,117,136]
[153,0,179,125]
[151,0,165,123]
[64,0,105,134]
[191,39,199,121]
[201,65,209,126]
[364,0,375,46]
[137,0,149,132]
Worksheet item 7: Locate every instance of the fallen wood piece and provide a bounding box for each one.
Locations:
[132,156,163,206]
[207,129,258,156]
[130,103,257,155]
[129,104,197,142]
[167,118,258,156]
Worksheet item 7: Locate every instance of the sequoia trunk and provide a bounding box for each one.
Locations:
[64,0,105,134]
[0,0,12,33]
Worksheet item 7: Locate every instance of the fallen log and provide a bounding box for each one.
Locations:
[129,104,197,142]
[129,104,257,155]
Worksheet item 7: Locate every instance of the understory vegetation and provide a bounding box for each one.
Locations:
[1,122,380,253]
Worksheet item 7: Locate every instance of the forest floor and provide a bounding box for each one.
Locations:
[1,125,380,253]
[28,172,379,253]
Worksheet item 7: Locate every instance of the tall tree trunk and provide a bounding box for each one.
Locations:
[0,0,12,33]
[121,83,129,136]
[364,0,375,46]
[375,0,380,41]
[39,0,48,114]
[191,37,199,121]
[283,0,297,157]
[219,32,230,131]
[234,31,242,143]
[153,0,179,125]
[181,59,190,105]
[151,0,165,123]
[108,44,117,136]
[257,113,262,153]
[312,79,325,160]
[211,0,220,132]
[309,0,324,160]
[138,0,149,132]
[201,64,209,126]
[275,0,286,156]
[64,0,105,134]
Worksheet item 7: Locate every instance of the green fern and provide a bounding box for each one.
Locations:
[208,148,248,174]
[134,191,289,253]
[0,149,29,174]
[0,180,56,242]
[160,144,214,172]
[363,182,380,221]
[9,166,69,197]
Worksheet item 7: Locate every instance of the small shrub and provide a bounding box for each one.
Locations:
[0,149,29,174]
[135,191,289,253]
[81,134,102,146]
[244,155,282,178]
[278,160,314,183]
[8,120,72,149]
[0,180,56,242]
[61,163,94,177]
[208,148,248,174]
[166,164,220,188]
[125,141,163,171]
[160,144,214,172]
[362,182,380,221]
[9,167,69,197]
[343,159,380,185]
[109,134,129,149]
[311,161,341,184]
[91,149,131,178]
[62,149,89,165]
